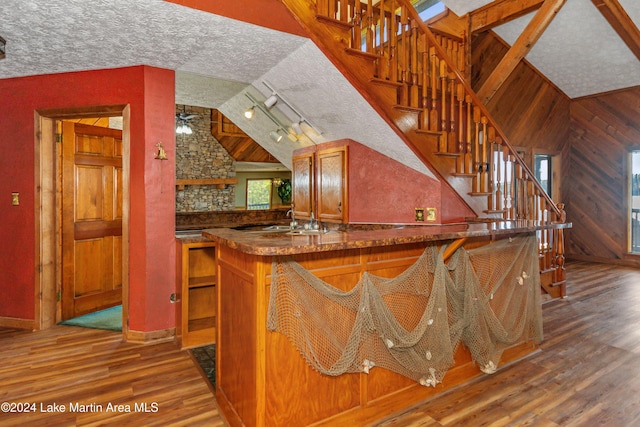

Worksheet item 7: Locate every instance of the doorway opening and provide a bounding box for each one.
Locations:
[35,105,130,339]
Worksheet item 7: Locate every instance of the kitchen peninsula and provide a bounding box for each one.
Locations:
[203,220,569,427]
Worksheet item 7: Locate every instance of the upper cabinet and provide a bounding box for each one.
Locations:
[292,143,348,224]
[293,139,447,225]
[316,146,348,222]
[292,151,314,220]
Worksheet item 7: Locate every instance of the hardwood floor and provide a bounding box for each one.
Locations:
[2,261,639,426]
[377,261,640,426]
[0,326,225,426]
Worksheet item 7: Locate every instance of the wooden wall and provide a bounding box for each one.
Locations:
[567,87,640,265]
[471,31,640,266]
[471,32,571,164]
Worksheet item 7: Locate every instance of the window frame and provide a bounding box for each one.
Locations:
[245,178,273,210]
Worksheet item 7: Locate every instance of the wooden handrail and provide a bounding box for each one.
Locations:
[281,0,567,299]
[396,0,562,220]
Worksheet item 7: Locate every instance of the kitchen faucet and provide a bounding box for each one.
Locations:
[286,207,297,229]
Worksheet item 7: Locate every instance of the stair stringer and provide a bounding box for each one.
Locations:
[278,0,497,218]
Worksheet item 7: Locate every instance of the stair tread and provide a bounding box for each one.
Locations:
[316,14,353,30]
[394,104,422,112]
[469,192,492,196]
[435,152,460,158]
[415,129,442,135]
[371,77,402,87]
[453,173,475,177]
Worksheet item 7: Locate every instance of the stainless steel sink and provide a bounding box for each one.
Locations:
[262,225,294,231]
[286,229,336,236]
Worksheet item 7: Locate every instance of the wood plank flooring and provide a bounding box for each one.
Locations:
[0,326,225,426]
[1,261,639,426]
[377,261,640,426]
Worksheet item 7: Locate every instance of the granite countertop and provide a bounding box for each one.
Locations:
[201,220,572,256]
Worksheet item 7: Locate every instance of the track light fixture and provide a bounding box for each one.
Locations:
[262,81,322,137]
[244,106,255,119]
[291,121,302,135]
[264,94,278,109]
[244,92,295,144]
[269,131,283,143]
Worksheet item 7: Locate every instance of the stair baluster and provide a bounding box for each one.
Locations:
[280,0,568,299]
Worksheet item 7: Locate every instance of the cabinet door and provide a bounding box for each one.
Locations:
[317,147,347,223]
[292,152,314,219]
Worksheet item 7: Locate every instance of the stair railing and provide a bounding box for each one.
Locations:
[311,0,566,295]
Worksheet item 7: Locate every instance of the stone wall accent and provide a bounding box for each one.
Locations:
[175,104,236,212]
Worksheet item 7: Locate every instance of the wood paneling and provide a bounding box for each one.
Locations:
[472,31,571,157]
[565,87,640,263]
[211,110,280,163]
[471,31,640,266]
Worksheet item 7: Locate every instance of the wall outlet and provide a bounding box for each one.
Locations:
[426,208,437,221]
[12,192,19,206]
[415,208,424,222]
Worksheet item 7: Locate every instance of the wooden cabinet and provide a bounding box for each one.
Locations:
[177,239,216,348]
[292,151,314,220]
[317,146,347,222]
[292,144,348,223]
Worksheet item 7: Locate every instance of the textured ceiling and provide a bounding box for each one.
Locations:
[492,0,640,98]
[1,0,639,172]
[444,0,640,97]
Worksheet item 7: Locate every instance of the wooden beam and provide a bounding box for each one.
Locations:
[476,0,566,105]
[592,0,640,61]
[470,0,544,33]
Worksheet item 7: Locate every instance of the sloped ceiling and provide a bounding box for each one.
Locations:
[1,0,639,171]
[444,0,640,98]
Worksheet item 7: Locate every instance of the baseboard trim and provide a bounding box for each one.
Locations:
[0,317,35,330]
[126,327,176,345]
[567,254,640,268]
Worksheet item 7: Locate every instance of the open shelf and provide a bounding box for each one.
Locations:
[177,240,217,348]
[189,275,217,289]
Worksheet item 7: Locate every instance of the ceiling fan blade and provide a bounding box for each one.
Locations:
[177,113,198,120]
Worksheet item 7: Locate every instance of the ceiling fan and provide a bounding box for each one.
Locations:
[175,112,198,135]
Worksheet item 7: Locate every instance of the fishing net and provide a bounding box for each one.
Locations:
[267,235,542,386]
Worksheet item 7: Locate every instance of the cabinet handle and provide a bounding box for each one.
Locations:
[338,201,341,213]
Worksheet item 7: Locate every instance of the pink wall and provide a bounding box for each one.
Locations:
[0,66,176,333]
[294,139,474,224]
[347,141,443,224]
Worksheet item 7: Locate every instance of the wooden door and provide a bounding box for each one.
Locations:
[61,122,123,320]
[292,152,314,220]
[317,146,347,223]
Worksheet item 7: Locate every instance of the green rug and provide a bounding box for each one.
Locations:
[59,305,122,331]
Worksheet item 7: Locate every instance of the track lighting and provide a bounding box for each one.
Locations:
[264,94,278,109]
[269,131,283,143]
[244,106,255,119]
[262,81,322,136]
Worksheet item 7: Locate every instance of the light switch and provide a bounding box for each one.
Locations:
[11,192,19,206]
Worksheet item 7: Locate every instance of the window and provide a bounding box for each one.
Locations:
[534,154,552,198]
[412,0,445,21]
[630,151,640,254]
[246,179,272,210]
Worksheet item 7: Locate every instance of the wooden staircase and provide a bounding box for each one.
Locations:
[280,0,566,299]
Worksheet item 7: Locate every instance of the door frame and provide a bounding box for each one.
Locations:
[35,105,130,340]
